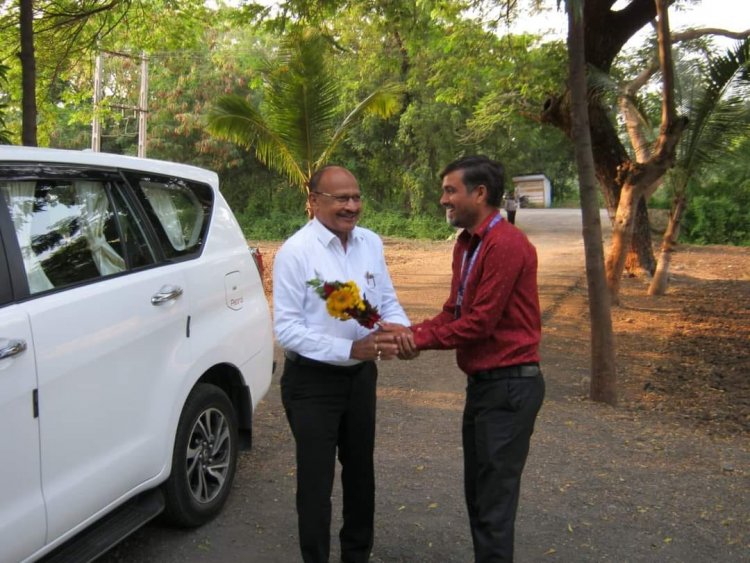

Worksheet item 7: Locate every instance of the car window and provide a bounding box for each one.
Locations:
[127,174,213,260]
[109,185,156,270]
[0,178,149,295]
[0,229,11,305]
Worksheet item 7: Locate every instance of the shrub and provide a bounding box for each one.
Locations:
[238,209,454,241]
[683,194,750,245]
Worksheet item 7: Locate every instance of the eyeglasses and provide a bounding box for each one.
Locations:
[312,191,363,204]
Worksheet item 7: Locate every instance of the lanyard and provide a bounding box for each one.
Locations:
[455,212,502,319]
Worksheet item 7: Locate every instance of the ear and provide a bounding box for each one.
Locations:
[474,184,488,203]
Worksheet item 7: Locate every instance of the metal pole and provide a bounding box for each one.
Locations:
[137,51,148,158]
[91,53,102,152]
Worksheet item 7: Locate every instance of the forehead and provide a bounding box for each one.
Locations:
[442,169,466,190]
[319,168,360,193]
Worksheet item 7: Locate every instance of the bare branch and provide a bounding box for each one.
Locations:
[673,27,750,43]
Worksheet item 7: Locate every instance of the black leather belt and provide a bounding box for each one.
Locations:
[469,363,540,382]
[284,351,364,372]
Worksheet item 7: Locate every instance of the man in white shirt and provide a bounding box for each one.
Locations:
[273,165,409,563]
[503,190,519,225]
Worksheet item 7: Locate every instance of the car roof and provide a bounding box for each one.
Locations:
[0,146,219,188]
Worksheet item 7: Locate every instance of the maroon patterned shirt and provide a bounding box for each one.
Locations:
[412,211,541,375]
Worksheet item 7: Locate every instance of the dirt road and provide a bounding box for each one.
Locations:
[101,210,749,562]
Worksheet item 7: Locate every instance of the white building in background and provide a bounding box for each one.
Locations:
[512,174,552,208]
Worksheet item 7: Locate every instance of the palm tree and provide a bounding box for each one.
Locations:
[649,38,750,295]
[207,28,401,214]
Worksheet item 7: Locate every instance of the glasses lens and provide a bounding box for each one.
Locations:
[341,195,362,203]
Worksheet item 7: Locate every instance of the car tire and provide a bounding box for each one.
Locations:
[162,383,239,527]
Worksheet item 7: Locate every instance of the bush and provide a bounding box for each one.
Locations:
[682,195,750,245]
[359,211,454,240]
[237,209,307,240]
[238,209,454,241]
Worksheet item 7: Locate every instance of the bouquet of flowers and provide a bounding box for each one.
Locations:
[307,276,381,329]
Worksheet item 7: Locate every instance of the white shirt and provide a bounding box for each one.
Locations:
[273,218,410,365]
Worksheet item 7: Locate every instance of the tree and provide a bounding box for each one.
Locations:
[207,28,402,213]
[541,0,750,302]
[4,0,136,145]
[0,63,11,144]
[19,0,36,145]
[649,38,750,294]
[566,0,617,404]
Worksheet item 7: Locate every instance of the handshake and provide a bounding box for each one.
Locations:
[351,322,419,362]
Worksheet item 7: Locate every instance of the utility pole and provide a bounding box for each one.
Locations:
[91,54,102,152]
[91,50,149,156]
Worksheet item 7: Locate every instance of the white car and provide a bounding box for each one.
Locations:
[0,147,273,562]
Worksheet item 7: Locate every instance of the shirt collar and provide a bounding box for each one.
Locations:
[458,210,502,244]
[310,217,364,247]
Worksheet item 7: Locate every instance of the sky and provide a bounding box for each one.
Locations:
[507,0,750,49]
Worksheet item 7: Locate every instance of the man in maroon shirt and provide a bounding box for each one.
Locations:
[393,155,545,562]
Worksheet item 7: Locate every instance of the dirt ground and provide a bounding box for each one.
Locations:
[101,213,749,562]
[257,235,749,438]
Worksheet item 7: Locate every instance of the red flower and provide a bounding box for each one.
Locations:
[322,282,336,297]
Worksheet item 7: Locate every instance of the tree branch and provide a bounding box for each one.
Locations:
[673,28,750,42]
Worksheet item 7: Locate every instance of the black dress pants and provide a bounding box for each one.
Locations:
[281,357,377,563]
[462,372,545,562]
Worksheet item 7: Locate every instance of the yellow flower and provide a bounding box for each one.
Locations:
[326,285,362,320]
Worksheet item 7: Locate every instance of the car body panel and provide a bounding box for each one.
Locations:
[0,307,46,562]
[0,147,273,562]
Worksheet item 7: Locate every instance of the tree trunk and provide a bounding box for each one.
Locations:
[648,193,686,295]
[605,181,639,303]
[625,197,656,276]
[567,0,617,406]
[602,0,685,299]
[19,0,37,146]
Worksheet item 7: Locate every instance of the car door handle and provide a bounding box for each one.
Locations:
[0,339,27,360]
[151,285,184,306]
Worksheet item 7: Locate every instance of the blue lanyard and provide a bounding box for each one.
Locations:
[455,212,502,319]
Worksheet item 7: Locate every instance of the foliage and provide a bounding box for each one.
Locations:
[681,138,750,245]
[4,0,749,245]
[237,208,308,240]
[207,28,402,194]
[0,63,11,144]
[667,39,750,244]
[683,192,750,245]
[359,210,455,240]
[237,207,454,241]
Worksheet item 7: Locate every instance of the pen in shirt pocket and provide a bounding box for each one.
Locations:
[365,271,376,289]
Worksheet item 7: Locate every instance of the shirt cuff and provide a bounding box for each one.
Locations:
[331,336,354,361]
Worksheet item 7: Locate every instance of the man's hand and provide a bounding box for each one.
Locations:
[375,323,420,360]
[394,330,420,360]
[351,333,399,362]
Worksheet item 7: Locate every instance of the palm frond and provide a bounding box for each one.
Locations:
[207,95,306,189]
[677,38,750,174]
[317,82,403,168]
[265,30,339,179]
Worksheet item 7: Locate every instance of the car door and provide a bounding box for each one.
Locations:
[0,204,46,561]
[0,169,194,544]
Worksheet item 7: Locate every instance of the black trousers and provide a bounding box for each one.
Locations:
[462,372,545,562]
[281,357,378,563]
[506,210,517,225]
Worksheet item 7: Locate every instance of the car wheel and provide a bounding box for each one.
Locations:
[163,383,239,527]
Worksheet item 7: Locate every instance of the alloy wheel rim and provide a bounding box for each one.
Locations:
[186,407,231,504]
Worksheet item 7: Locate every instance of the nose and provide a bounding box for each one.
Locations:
[440,192,450,207]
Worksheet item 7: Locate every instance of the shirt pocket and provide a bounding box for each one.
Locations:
[361,269,383,305]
